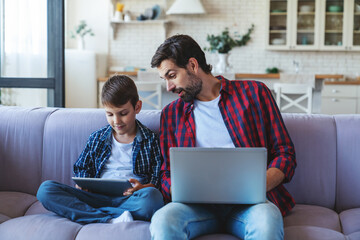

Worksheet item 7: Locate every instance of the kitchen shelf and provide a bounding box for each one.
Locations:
[110,19,170,39]
[270,12,287,15]
[270,30,287,33]
[110,19,169,24]
[298,12,315,15]
[297,29,315,33]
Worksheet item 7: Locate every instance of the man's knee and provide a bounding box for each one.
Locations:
[247,202,283,239]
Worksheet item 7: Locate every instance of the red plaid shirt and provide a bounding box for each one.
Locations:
[159,76,296,216]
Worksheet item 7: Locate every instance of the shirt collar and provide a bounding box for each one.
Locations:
[103,119,147,144]
[183,75,233,114]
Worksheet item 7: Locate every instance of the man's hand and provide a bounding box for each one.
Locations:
[123,179,156,196]
[266,168,285,192]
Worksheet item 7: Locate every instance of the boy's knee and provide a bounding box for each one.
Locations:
[36,180,58,202]
[141,187,164,211]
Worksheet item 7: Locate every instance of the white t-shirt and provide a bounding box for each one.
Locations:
[101,135,138,180]
[193,95,235,148]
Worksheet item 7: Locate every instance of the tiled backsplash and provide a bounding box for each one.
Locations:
[109,0,360,79]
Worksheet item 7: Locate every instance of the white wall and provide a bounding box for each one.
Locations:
[108,0,360,80]
[66,0,109,80]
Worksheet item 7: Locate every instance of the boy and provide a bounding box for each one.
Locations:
[37,75,164,224]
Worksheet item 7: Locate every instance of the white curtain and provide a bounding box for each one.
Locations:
[4,0,47,77]
[1,0,47,106]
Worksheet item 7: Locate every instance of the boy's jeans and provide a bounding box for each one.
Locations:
[37,180,164,224]
[150,201,283,240]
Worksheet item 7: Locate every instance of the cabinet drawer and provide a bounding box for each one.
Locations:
[322,85,357,98]
[321,97,357,114]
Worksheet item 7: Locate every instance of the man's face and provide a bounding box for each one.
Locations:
[157,59,202,102]
[104,100,141,137]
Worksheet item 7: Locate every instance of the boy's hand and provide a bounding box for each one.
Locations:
[75,184,89,192]
[123,179,155,196]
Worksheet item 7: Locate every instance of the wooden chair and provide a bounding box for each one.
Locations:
[273,83,313,114]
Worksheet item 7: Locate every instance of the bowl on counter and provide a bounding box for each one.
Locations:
[328,5,343,12]
[300,5,314,13]
[271,38,286,45]
[355,4,360,12]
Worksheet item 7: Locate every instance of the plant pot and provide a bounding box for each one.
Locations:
[77,38,85,50]
[215,53,231,74]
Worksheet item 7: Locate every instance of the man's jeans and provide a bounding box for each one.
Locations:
[150,201,283,240]
[37,180,164,224]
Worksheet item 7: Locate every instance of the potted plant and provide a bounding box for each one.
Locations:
[204,24,254,73]
[70,20,95,50]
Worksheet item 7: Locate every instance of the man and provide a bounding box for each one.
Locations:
[149,35,296,240]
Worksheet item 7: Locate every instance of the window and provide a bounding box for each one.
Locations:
[0,0,64,107]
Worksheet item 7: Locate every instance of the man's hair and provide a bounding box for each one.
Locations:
[101,75,139,108]
[151,34,212,74]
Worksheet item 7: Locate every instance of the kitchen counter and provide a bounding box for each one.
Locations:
[98,72,344,82]
[235,73,344,80]
[324,80,360,85]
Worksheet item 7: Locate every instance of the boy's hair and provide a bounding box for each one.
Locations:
[151,34,212,74]
[101,75,139,108]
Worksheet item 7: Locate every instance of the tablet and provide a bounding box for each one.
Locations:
[72,177,132,196]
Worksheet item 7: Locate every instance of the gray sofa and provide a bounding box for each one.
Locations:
[0,106,359,240]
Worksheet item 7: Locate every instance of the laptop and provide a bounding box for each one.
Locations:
[170,147,267,204]
[72,177,132,196]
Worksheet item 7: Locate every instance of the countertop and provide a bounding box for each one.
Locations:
[98,72,345,82]
[324,80,360,85]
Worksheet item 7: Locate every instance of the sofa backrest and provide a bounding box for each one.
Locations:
[0,107,57,194]
[1,106,360,213]
[41,108,161,187]
[334,115,360,212]
[282,114,337,210]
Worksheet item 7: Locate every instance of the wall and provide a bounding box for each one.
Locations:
[108,0,360,79]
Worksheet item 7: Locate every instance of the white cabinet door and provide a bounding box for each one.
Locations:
[321,97,357,114]
[321,84,359,114]
[291,0,321,50]
[319,0,348,50]
[347,0,360,51]
[266,0,292,50]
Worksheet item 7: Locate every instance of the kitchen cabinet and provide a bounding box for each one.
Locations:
[266,0,320,50]
[266,0,360,51]
[321,84,360,114]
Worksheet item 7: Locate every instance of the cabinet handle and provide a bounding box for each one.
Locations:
[331,89,339,93]
[331,98,339,102]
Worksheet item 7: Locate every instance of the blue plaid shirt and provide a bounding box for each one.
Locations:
[73,120,162,187]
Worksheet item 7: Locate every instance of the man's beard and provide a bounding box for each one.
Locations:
[178,71,202,102]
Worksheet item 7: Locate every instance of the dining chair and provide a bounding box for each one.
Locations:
[273,83,313,114]
[137,71,163,110]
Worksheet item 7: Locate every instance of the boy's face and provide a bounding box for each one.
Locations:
[104,100,142,138]
[157,59,202,102]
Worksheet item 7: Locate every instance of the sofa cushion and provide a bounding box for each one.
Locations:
[282,114,337,209]
[284,204,341,232]
[25,201,49,216]
[0,192,38,219]
[334,115,360,212]
[0,214,10,224]
[0,214,81,240]
[284,226,345,240]
[347,232,360,240]
[195,234,240,240]
[76,221,151,240]
[339,208,360,235]
[0,107,56,194]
